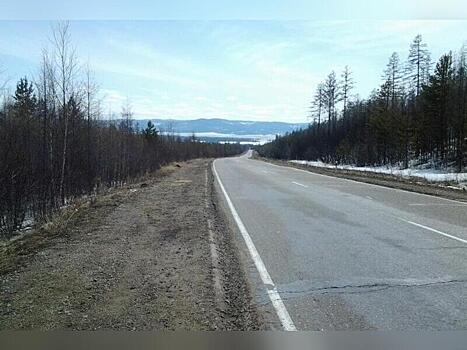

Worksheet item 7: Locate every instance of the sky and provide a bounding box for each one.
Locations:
[2,0,466,20]
[0,18,466,122]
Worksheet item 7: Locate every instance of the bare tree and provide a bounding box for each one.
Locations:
[323,71,341,133]
[341,65,354,120]
[0,65,7,91]
[83,62,100,189]
[35,50,54,212]
[51,21,80,204]
[383,53,403,106]
[0,64,10,108]
[310,83,325,130]
[0,24,245,237]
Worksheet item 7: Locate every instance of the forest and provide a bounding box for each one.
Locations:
[0,23,244,238]
[258,35,467,174]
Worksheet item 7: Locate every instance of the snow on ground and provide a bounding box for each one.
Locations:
[290,160,467,185]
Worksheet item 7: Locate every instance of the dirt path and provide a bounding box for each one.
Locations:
[0,159,261,330]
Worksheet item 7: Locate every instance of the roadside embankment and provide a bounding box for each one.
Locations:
[0,159,261,330]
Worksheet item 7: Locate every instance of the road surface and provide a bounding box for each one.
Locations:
[213,152,467,330]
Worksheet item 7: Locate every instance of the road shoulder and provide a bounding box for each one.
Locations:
[0,159,261,330]
[254,156,467,202]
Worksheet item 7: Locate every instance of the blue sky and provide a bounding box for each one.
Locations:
[2,1,466,20]
[0,20,466,122]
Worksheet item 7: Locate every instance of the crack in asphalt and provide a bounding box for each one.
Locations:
[278,278,467,298]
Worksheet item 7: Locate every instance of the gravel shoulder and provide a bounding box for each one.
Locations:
[255,156,467,202]
[0,159,261,330]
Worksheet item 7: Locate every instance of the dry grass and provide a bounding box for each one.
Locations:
[0,163,179,275]
[0,202,87,275]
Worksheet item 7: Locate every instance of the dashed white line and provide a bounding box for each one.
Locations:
[258,159,467,205]
[399,218,467,244]
[213,159,297,331]
[366,196,373,200]
[292,181,308,188]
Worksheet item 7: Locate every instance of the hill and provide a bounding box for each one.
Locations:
[132,118,308,138]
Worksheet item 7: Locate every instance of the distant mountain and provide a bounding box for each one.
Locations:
[132,118,308,137]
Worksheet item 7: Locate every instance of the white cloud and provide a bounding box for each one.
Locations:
[1,20,466,122]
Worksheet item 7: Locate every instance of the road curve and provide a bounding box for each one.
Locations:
[213,152,467,330]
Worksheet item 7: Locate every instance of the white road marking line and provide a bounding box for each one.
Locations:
[366,196,373,200]
[292,181,308,188]
[399,218,467,244]
[408,203,467,207]
[213,160,297,331]
[257,159,467,205]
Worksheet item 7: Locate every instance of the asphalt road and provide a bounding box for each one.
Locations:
[213,152,467,330]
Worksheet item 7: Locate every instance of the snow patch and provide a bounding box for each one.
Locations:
[290,160,467,186]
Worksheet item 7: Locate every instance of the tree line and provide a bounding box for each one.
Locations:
[0,23,244,238]
[258,35,467,173]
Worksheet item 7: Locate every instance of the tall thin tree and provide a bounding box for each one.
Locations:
[406,35,431,96]
[51,21,79,204]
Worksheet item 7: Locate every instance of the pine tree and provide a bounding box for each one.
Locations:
[13,77,37,117]
[422,53,453,164]
[454,45,467,171]
[406,35,431,96]
[144,120,158,141]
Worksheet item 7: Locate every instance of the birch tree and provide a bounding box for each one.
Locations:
[51,21,79,204]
